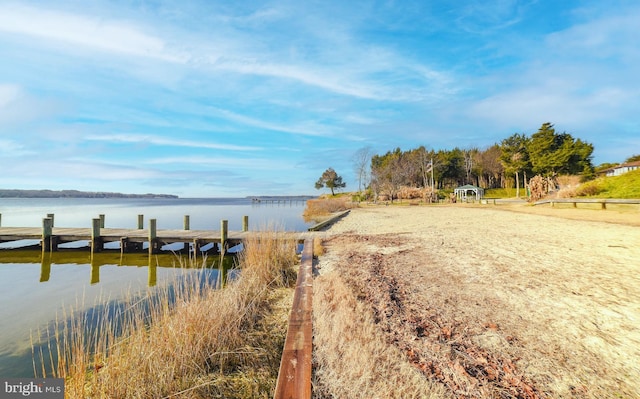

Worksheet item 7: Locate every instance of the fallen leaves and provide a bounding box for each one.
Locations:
[341,236,545,399]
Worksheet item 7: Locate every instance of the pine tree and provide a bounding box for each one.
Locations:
[315,168,346,196]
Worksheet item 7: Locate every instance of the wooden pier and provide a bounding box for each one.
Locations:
[0,214,317,254]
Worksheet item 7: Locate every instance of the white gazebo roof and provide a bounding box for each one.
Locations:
[454,184,484,201]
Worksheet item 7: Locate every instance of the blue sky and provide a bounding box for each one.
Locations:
[1,0,639,197]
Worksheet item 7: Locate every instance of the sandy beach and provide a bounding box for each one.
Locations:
[312,203,640,398]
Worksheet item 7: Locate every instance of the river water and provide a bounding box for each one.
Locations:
[0,197,311,377]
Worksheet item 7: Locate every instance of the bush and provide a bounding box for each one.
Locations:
[576,181,604,196]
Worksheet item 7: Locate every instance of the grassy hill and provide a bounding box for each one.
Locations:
[577,169,640,198]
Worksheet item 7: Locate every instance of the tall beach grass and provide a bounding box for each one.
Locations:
[33,229,299,398]
[302,196,354,222]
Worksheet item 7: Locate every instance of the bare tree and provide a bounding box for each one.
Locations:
[352,146,373,197]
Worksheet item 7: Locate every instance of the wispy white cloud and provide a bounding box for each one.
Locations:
[545,10,640,60]
[463,3,640,139]
[0,3,185,62]
[0,138,34,156]
[0,84,21,108]
[0,3,453,103]
[85,134,262,152]
[468,85,632,129]
[207,106,336,137]
[454,0,529,34]
[0,84,62,127]
[214,60,385,100]
[143,155,292,170]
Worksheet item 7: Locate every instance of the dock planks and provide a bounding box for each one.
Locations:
[0,226,317,252]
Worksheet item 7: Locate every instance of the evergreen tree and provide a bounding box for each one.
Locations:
[315,168,346,196]
[527,122,593,177]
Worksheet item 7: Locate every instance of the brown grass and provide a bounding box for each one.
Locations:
[34,230,299,398]
[313,267,445,399]
[302,197,354,222]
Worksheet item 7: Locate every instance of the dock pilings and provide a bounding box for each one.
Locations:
[42,217,56,252]
[27,213,250,254]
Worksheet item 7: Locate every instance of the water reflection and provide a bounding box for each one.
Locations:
[0,250,235,286]
[0,250,237,377]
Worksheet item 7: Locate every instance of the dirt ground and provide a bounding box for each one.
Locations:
[312,203,640,398]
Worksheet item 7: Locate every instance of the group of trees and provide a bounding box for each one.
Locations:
[315,123,596,200]
[501,123,594,197]
[369,145,505,199]
[367,123,594,200]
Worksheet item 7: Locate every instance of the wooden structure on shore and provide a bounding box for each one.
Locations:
[274,238,313,399]
[0,214,316,254]
[251,197,309,205]
[533,198,640,209]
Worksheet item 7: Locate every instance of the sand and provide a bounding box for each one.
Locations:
[313,203,640,398]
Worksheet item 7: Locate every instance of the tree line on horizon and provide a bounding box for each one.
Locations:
[0,189,178,199]
[361,122,611,200]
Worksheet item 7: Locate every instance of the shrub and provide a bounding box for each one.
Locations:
[303,197,353,222]
[576,181,603,196]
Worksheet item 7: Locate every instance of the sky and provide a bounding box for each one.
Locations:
[1,0,639,197]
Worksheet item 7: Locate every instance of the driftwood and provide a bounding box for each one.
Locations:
[528,175,548,202]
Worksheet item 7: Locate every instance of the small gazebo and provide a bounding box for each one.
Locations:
[454,184,484,202]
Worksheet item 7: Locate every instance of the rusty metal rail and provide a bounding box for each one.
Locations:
[274,238,314,399]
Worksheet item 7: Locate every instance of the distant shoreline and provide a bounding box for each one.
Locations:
[0,189,179,199]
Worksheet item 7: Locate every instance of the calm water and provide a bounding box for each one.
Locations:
[0,197,311,377]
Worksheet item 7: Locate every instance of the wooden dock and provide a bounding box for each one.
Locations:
[0,223,317,254]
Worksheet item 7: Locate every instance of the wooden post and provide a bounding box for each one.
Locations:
[193,239,202,255]
[138,214,144,229]
[243,215,249,232]
[99,214,105,228]
[92,218,103,252]
[149,218,158,254]
[183,215,190,252]
[47,213,54,227]
[42,217,55,252]
[601,201,607,210]
[0,213,2,227]
[220,219,228,255]
[572,202,577,208]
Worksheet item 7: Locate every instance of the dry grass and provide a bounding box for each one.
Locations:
[303,197,354,222]
[34,230,299,398]
[313,267,445,399]
[313,239,325,257]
